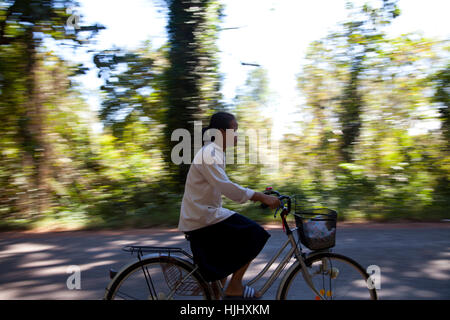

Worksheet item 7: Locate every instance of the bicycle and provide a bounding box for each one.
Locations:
[104,187,378,300]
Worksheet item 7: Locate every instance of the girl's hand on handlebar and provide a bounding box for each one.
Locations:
[264,195,281,209]
[251,192,281,209]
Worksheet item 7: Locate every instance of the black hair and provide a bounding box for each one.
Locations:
[202,111,236,145]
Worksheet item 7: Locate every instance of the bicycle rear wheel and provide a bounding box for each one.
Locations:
[105,256,213,300]
[279,252,377,300]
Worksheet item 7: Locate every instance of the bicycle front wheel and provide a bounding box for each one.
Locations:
[279,252,377,300]
[105,256,213,300]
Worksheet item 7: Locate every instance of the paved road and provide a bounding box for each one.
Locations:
[0,223,449,299]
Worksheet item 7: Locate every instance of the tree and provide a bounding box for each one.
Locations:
[0,0,103,217]
[290,0,448,220]
[93,42,167,139]
[333,0,400,162]
[431,63,450,149]
[430,62,450,212]
[163,0,224,189]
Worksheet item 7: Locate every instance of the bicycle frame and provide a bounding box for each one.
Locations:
[238,218,327,300]
[245,227,298,296]
[204,192,328,301]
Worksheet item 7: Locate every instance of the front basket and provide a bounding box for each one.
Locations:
[294,208,337,251]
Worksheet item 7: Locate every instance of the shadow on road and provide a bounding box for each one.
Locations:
[0,224,449,299]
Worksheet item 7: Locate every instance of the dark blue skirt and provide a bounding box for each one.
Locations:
[185,213,271,282]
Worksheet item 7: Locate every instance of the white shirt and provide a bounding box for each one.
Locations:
[178,141,255,232]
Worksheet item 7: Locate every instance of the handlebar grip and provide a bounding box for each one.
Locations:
[260,189,291,214]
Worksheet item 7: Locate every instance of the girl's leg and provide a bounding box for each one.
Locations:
[224,261,261,297]
[212,276,228,299]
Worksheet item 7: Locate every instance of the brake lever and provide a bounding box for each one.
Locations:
[274,199,285,218]
[274,207,280,218]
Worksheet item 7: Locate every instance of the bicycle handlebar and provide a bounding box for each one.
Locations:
[263,187,291,217]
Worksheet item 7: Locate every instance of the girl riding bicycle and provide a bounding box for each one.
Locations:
[178,111,280,300]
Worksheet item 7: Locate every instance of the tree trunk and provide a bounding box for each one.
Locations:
[23,26,50,217]
[163,0,219,189]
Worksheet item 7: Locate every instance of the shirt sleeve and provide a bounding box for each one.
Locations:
[198,161,255,204]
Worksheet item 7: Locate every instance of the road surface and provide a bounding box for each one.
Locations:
[0,222,449,299]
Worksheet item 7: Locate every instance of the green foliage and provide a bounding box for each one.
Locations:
[431,63,450,147]
[0,0,105,229]
[93,43,167,133]
[285,1,449,222]
[0,0,448,231]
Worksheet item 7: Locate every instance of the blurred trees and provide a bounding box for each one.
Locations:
[283,0,449,220]
[430,62,450,212]
[431,63,450,149]
[329,0,400,163]
[93,0,225,190]
[227,68,273,189]
[0,0,448,230]
[93,42,167,139]
[1,0,226,229]
[0,0,103,227]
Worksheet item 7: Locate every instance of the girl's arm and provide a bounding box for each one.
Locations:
[199,150,280,208]
[200,161,255,204]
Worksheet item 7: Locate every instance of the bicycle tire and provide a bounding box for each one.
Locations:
[104,255,213,300]
[278,252,378,300]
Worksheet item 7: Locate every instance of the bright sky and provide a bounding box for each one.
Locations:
[56,0,450,137]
